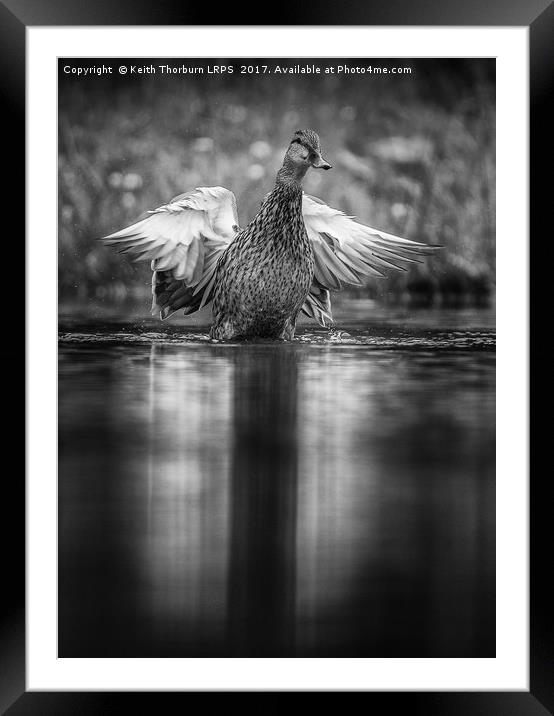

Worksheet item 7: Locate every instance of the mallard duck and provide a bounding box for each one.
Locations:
[103,129,439,340]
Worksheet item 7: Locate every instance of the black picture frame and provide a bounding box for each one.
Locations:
[6,0,545,712]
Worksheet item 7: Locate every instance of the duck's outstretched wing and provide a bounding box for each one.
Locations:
[301,193,441,326]
[102,186,239,318]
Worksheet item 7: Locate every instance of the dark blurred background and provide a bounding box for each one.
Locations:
[58,58,495,313]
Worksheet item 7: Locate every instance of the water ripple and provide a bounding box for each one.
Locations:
[58,326,495,351]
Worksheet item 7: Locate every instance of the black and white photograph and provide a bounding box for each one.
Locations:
[57,57,496,659]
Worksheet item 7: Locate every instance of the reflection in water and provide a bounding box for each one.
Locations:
[296,351,494,656]
[228,349,298,656]
[59,329,495,657]
[143,346,232,653]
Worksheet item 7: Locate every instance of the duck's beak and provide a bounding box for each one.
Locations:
[312,153,332,170]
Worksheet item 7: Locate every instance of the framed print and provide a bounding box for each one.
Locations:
[6,0,546,711]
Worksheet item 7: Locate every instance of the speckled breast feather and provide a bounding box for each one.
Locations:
[210,183,314,340]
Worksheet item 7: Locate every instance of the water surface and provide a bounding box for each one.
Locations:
[58,309,495,657]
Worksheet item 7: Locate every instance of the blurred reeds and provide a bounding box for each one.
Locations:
[58,59,495,310]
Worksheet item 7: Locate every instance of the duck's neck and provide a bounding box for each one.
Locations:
[275,157,308,189]
[254,166,306,248]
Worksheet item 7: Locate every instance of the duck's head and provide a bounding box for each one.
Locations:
[278,129,332,183]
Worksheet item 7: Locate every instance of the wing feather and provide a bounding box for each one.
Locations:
[313,250,341,290]
[312,237,363,285]
[102,186,239,317]
[301,193,441,325]
[302,193,440,291]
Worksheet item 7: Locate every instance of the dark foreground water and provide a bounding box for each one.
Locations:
[58,308,495,657]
